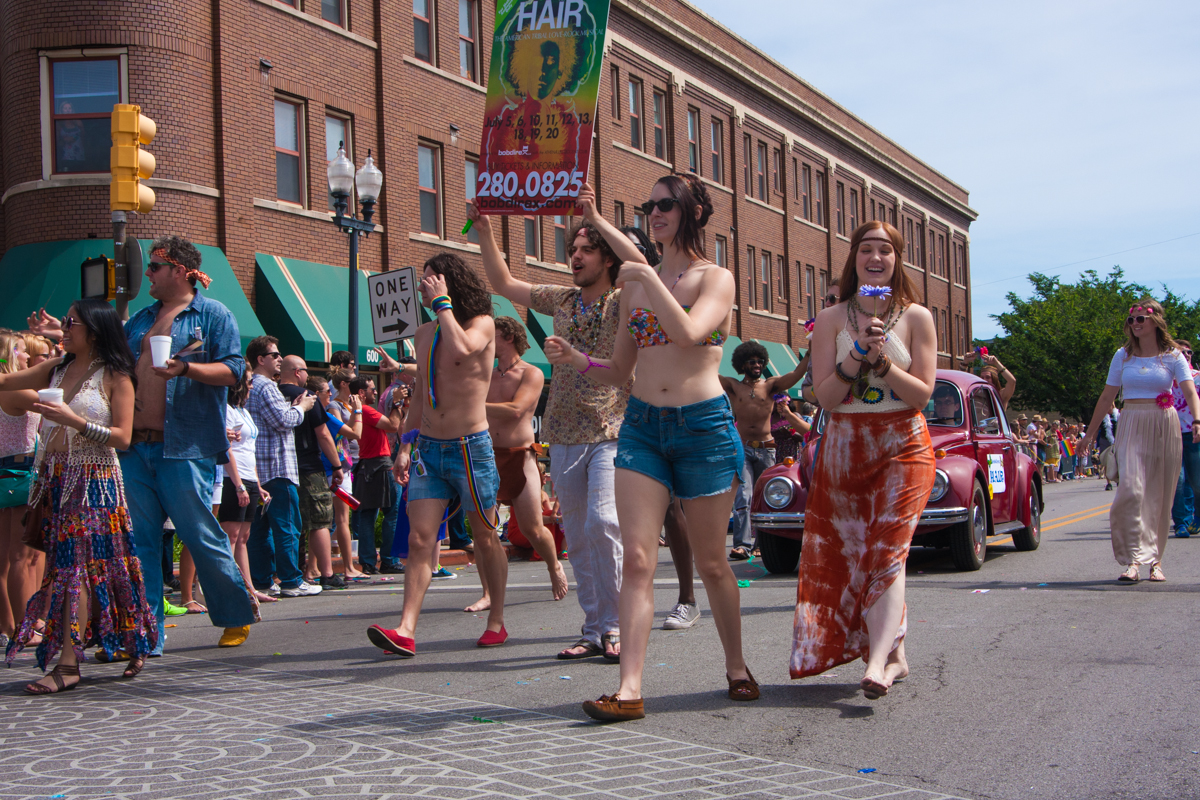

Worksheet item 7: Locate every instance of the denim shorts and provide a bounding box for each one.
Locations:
[615,395,744,500]
[408,431,500,515]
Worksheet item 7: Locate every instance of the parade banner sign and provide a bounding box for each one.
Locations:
[476,0,611,215]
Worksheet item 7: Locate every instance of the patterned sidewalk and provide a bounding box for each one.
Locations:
[0,658,970,800]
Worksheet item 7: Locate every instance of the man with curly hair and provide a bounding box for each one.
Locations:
[720,340,807,559]
[366,254,505,657]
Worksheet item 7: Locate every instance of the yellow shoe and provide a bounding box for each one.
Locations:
[219,625,250,647]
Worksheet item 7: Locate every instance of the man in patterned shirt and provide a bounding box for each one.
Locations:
[471,202,628,661]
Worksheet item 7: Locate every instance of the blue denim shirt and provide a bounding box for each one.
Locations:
[124,291,245,460]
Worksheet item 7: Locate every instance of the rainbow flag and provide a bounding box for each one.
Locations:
[1061,438,1075,457]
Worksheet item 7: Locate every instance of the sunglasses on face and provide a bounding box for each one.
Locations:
[63,316,79,331]
[744,358,765,366]
[1126,315,1150,325]
[637,198,678,215]
[148,261,175,273]
[264,351,282,359]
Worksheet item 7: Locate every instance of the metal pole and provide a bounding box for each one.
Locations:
[112,210,129,319]
[348,228,359,362]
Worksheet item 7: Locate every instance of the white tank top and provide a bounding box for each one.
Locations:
[833,329,915,413]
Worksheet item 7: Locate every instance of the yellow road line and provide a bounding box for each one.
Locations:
[1042,508,1109,532]
[1042,503,1110,525]
[986,536,1013,547]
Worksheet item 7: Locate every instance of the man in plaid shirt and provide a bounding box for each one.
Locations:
[244,335,322,597]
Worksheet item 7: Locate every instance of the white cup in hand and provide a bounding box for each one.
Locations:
[150,336,173,368]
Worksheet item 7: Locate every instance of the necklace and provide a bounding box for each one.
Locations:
[496,356,522,377]
[569,286,615,350]
[845,298,905,400]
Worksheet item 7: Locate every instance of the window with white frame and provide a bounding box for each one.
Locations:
[49,56,122,174]
[417,142,441,235]
[326,114,351,210]
[458,0,478,81]
[464,156,479,243]
[275,97,305,206]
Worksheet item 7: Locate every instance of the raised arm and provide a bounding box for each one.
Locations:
[768,352,809,393]
[469,201,532,308]
[0,356,62,392]
[487,366,545,420]
[421,272,495,361]
[251,387,308,431]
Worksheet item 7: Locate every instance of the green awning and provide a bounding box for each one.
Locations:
[762,340,799,378]
[526,308,554,346]
[0,239,264,351]
[491,295,551,379]
[254,253,399,366]
[718,334,744,380]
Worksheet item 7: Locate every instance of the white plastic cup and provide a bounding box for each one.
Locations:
[150,335,173,368]
[37,388,63,405]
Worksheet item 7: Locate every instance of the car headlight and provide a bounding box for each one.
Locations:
[764,477,794,509]
[929,469,949,503]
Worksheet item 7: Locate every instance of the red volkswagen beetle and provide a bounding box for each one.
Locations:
[750,370,1043,573]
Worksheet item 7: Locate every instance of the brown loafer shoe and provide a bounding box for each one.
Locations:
[582,694,645,722]
[727,670,760,701]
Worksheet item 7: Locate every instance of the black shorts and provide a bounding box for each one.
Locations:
[217,477,261,523]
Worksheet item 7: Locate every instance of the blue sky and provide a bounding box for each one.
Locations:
[689,0,1200,338]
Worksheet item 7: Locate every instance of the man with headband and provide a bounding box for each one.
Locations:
[365,253,505,657]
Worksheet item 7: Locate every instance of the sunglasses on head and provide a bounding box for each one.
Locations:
[637,198,678,215]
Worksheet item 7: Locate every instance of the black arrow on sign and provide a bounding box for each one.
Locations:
[382,319,409,336]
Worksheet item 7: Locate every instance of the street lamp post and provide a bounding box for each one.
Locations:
[327,144,383,361]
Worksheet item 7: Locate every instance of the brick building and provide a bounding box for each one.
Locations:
[0,0,976,374]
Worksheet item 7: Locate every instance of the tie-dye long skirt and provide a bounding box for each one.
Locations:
[790,408,935,679]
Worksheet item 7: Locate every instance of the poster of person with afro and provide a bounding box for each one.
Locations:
[477,0,610,215]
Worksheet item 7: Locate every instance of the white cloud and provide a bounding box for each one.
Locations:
[688,0,1200,337]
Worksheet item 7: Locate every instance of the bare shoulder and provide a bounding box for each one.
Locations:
[814,302,848,331]
[467,314,496,333]
[697,261,734,289]
[904,302,934,323]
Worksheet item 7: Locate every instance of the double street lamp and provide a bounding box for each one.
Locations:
[327,143,383,361]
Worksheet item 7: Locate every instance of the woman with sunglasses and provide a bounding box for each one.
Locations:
[545,174,755,721]
[1081,299,1199,582]
[0,299,156,692]
[796,221,937,701]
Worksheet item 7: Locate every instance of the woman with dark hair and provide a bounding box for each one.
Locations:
[620,225,660,268]
[0,298,156,692]
[545,175,756,721]
[796,220,938,701]
[218,368,274,602]
[1080,298,1199,582]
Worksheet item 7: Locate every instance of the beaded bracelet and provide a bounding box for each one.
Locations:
[872,354,892,378]
[431,294,453,314]
[578,354,611,375]
[834,362,857,384]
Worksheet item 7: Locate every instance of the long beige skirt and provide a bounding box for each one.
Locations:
[1109,404,1182,566]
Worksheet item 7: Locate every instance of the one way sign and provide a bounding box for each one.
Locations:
[367,268,420,344]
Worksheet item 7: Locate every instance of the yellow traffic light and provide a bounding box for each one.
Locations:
[110,104,156,213]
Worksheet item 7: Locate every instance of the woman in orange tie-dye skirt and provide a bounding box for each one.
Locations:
[795,221,938,700]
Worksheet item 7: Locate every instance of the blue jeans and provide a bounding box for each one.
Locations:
[355,483,399,568]
[121,443,257,653]
[1172,439,1200,531]
[732,445,775,550]
[248,478,303,590]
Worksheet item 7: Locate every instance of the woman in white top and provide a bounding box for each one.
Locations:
[1081,299,1200,582]
[216,370,273,602]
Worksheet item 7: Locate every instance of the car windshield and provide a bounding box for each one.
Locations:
[922,381,963,427]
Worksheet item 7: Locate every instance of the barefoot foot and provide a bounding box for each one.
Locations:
[861,672,888,700]
[463,596,492,613]
[549,562,569,601]
[883,647,909,685]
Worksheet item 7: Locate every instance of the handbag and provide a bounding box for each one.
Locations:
[0,466,33,509]
[1100,446,1119,483]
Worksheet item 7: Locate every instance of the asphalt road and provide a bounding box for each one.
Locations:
[5,476,1197,800]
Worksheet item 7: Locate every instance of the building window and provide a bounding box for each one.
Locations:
[777,255,785,301]
[325,114,351,210]
[414,0,434,63]
[756,142,767,200]
[888,207,896,225]
[905,218,915,263]
[274,98,304,206]
[814,171,824,226]
[760,251,772,312]
[835,182,845,235]
[819,270,828,307]
[915,223,924,265]
[610,66,619,119]
[941,309,948,352]
[710,119,723,183]
[653,91,667,161]
[714,235,726,268]
[800,164,810,220]
[742,136,752,197]
[805,266,815,318]
[417,142,441,235]
[747,246,756,308]
[524,217,540,259]
[930,306,939,350]
[686,107,700,173]
[849,188,858,232]
[322,0,345,26]
[464,157,480,243]
[929,230,936,272]
[613,201,624,228]
[627,79,642,150]
[458,0,478,81]
[634,209,647,233]
[50,57,121,174]
[553,216,569,263]
[772,148,782,194]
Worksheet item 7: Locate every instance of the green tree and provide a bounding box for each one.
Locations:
[982,267,1199,423]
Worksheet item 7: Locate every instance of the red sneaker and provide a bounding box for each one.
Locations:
[477,626,508,647]
[367,625,415,657]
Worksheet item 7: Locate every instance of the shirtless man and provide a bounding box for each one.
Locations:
[365,253,505,657]
[477,316,568,606]
[720,340,807,559]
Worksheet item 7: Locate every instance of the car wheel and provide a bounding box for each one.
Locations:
[758,531,802,574]
[949,481,988,571]
[1012,489,1041,551]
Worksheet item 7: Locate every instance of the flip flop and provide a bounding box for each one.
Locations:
[729,548,751,561]
[557,638,603,660]
[601,631,621,663]
[183,600,208,614]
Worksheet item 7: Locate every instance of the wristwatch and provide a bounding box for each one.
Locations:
[236,484,248,494]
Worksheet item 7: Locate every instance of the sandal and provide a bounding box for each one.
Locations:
[601,631,621,663]
[557,638,604,660]
[727,669,760,701]
[123,657,146,679]
[728,547,750,561]
[183,600,208,614]
[1149,564,1166,582]
[27,621,46,647]
[25,663,80,695]
[1118,564,1139,583]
